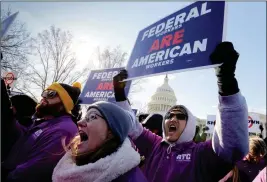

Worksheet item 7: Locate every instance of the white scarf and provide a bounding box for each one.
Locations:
[52,138,140,182]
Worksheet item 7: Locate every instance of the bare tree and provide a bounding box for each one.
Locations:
[92,46,127,69]
[16,25,90,100]
[1,7,31,73]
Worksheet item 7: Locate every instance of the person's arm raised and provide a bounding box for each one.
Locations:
[113,69,143,139]
[210,42,249,163]
[113,70,162,159]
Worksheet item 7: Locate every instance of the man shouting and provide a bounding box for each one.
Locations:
[113,42,249,182]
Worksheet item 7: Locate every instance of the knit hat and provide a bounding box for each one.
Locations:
[88,101,131,143]
[46,82,81,114]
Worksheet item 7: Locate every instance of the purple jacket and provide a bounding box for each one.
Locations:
[114,167,148,182]
[117,92,249,182]
[3,116,78,182]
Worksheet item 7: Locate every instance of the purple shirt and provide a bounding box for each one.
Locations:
[114,167,148,182]
[135,129,232,182]
[3,115,78,182]
[117,92,249,182]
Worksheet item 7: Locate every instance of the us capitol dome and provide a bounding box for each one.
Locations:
[147,75,177,116]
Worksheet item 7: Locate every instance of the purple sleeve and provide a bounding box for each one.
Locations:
[133,128,162,159]
[6,131,71,182]
[197,140,233,181]
[212,92,249,163]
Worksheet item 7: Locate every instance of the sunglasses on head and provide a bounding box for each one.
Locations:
[41,90,58,99]
[165,112,187,120]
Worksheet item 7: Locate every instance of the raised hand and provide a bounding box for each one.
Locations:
[113,69,128,101]
[210,42,240,96]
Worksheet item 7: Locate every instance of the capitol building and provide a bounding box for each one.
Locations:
[147,75,177,115]
[145,75,267,138]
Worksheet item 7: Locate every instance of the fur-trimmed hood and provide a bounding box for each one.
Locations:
[52,138,141,182]
[162,105,196,144]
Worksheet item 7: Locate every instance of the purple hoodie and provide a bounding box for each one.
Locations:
[2,116,78,182]
[117,92,249,182]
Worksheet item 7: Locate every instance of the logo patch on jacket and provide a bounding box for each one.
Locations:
[176,154,191,161]
[33,129,43,139]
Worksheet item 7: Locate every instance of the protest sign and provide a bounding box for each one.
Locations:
[205,113,262,134]
[205,115,216,134]
[79,68,132,104]
[248,113,261,134]
[126,1,226,79]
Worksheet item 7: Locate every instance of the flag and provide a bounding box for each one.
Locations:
[1,12,19,39]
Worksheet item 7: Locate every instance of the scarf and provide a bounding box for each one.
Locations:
[52,138,140,182]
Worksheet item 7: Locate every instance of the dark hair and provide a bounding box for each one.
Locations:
[10,95,37,127]
[71,99,82,124]
[142,114,163,137]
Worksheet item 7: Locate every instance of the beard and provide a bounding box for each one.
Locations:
[35,102,65,118]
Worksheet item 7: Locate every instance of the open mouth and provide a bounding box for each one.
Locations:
[79,130,88,142]
[169,124,177,132]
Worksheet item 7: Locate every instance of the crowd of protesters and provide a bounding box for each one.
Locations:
[1,42,267,182]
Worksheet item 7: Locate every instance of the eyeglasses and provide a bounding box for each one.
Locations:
[84,112,105,123]
[165,113,187,120]
[41,90,58,99]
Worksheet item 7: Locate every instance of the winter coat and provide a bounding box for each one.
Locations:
[237,159,267,182]
[253,167,266,182]
[117,92,249,182]
[2,116,78,182]
[52,138,148,182]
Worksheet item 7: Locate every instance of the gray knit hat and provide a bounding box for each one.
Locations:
[88,101,131,143]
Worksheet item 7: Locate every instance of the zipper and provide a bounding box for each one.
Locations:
[167,143,175,154]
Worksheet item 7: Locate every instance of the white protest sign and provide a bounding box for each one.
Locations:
[2,71,18,88]
[248,113,261,134]
[205,115,216,134]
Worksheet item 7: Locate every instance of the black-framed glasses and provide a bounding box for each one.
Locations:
[84,112,105,123]
[41,90,58,99]
[165,113,187,120]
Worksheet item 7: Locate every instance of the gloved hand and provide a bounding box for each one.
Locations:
[113,69,128,102]
[210,42,240,96]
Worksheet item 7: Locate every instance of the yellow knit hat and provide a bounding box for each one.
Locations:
[46,82,81,114]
